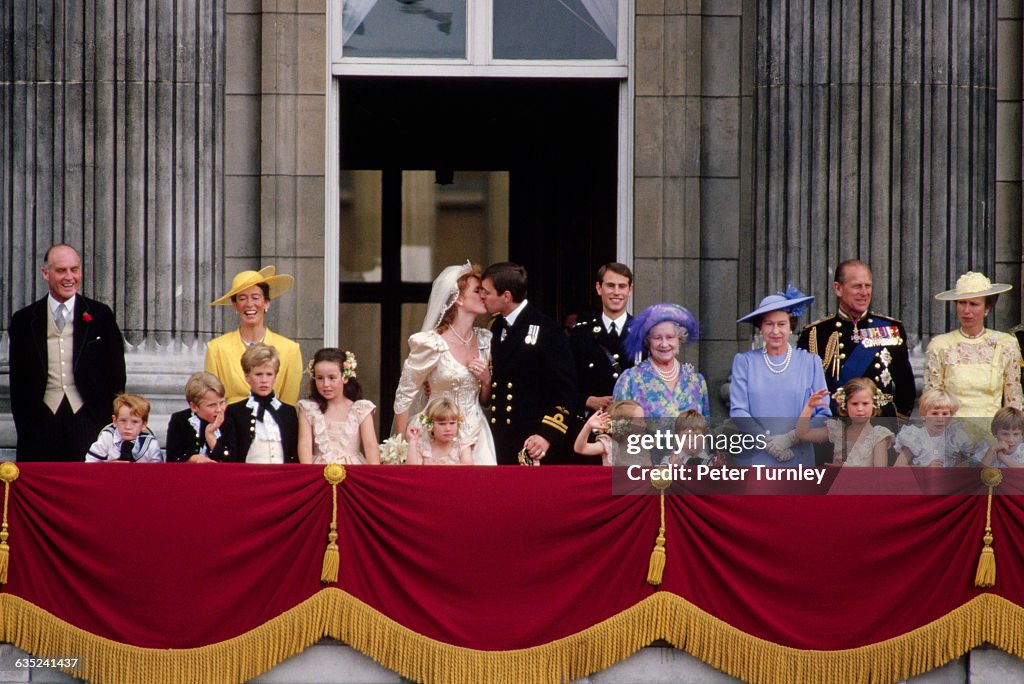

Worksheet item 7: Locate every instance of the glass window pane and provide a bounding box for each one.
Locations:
[339,303,381,435]
[401,170,510,282]
[343,0,467,59]
[493,0,617,60]
[340,170,382,282]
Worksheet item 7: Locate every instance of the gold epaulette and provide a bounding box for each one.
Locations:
[868,310,904,324]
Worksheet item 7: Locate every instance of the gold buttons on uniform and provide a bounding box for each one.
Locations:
[838,343,844,350]
[612,373,619,378]
[839,353,846,360]
[588,362,594,368]
[491,406,496,412]
[507,383,513,389]
[836,321,842,328]
[491,418,496,424]
[492,382,497,388]
[506,406,512,412]
[612,354,619,360]
[506,419,511,425]
[506,394,513,400]
[874,363,881,369]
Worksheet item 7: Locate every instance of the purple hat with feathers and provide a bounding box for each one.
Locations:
[623,303,700,358]
[737,284,814,324]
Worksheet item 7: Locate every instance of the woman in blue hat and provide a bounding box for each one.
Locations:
[612,303,709,420]
[730,286,831,467]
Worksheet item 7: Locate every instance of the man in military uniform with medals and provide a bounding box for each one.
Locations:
[797,259,916,420]
[480,262,579,465]
[569,263,636,417]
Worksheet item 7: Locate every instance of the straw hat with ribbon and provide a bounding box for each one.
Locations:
[934,272,1012,301]
[210,266,295,306]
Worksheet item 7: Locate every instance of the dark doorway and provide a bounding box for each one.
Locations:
[338,77,619,432]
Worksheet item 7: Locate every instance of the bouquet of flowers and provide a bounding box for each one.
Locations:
[379,435,409,465]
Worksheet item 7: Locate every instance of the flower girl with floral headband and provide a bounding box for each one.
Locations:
[405,398,474,465]
[795,377,894,467]
[298,348,380,464]
[573,399,649,466]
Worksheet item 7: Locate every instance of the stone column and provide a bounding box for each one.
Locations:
[997,3,1024,327]
[633,2,753,417]
[753,0,998,340]
[0,0,224,347]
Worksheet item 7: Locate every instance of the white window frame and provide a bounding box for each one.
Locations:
[322,0,634,344]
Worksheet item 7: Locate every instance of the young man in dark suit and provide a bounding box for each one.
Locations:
[8,244,127,461]
[480,262,578,465]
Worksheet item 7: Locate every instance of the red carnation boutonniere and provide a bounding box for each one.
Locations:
[82,312,93,323]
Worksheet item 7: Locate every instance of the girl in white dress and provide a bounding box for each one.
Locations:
[893,389,975,467]
[795,378,894,467]
[393,261,496,465]
[298,348,381,465]
[405,398,474,465]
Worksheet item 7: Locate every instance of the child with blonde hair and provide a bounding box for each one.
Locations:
[166,372,235,462]
[405,398,473,465]
[668,410,714,466]
[573,399,648,466]
[796,377,894,466]
[893,389,974,467]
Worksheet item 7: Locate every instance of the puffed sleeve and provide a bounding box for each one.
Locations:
[275,337,304,406]
[697,372,710,418]
[924,338,945,393]
[1001,335,1023,409]
[394,332,445,414]
[728,353,751,419]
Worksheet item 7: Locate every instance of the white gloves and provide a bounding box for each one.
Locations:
[766,430,798,462]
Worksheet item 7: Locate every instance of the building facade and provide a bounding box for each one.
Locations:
[2,0,1023,434]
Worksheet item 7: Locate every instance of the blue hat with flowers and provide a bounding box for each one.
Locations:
[737,285,814,324]
[623,303,700,358]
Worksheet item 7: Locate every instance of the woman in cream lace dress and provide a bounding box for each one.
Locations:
[925,272,1022,437]
[393,262,497,465]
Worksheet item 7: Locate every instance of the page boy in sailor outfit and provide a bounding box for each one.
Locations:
[85,394,163,462]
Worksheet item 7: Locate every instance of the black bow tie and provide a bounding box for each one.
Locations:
[119,440,136,462]
[253,393,277,422]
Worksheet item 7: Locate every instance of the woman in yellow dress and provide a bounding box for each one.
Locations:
[205,267,303,405]
[925,272,1022,431]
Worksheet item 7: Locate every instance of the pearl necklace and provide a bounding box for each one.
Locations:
[448,326,474,346]
[653,359,679,383]
[958,327,986,340]
[763,344,793,374]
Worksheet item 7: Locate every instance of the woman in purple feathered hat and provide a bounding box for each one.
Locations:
[730,285,831,467]
[611,303,709,420]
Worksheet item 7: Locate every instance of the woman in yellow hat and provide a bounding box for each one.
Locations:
[926,271,1022,423]
[205,267,303,404]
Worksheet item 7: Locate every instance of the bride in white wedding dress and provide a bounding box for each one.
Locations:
[393,262,497,465]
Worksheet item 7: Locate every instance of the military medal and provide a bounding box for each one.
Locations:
[525,324,540,345]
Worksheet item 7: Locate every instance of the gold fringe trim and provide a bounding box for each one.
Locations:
[3,590,1024,684]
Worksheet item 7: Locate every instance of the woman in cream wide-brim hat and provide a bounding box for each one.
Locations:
[924,271,1022,424]
[204,266,304,405]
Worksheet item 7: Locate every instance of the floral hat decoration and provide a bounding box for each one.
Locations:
[737,284,814,324]
[934,272,1012,301]
[623,303,700,359]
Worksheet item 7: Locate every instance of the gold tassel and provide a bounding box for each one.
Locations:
[321,465,347,584]
[0,462,20,584]
[647,474,671,586]
[975,467,1002,588]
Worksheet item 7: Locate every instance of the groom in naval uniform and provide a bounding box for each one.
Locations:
[797,259,915,420]
[480,262,578,465]
[8,244,127,461]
